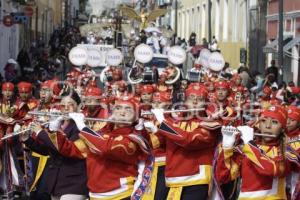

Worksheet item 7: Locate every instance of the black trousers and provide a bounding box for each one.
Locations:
[154,166,170,200]
[180,184,209,200]
[221,179,239,200]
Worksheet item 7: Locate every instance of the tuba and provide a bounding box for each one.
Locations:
[163,66,181,85]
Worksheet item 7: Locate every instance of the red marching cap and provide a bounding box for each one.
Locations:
[17,82,32,93]
[262,87,272,96]
[287,105,300,123]
[261,105,288,128]
[2,82,14,91]
[185,84,208,99]
[141,84,155,94]
[214,80,230,90]
[114,95,140,112]
[84,86,102,97]
[41,80,61,96]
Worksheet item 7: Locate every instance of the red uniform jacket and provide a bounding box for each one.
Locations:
[158,117,220,187]
[216,141,300,200]
[51,125,149,199]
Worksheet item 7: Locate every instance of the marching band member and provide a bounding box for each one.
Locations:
[0,82,20,195]
[0,82,16,138]
[0,82,16,117]
[29,79,61,200]
[81,86,109,131]
[27,95,151,200]
[21,91,88,200]
[38,79,61,110]
[150,84,221,200]
[216,105,300,200]
[142,92,172,200]
[210,80,237,126]
[140,84,155,121]
[286,106,300,199]
[258,86,273,109]
[15,82,39,119]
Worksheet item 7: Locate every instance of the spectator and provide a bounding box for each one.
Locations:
[265,60,278,83]
[202,38,209,48]
[140,30,147,44]
[209,36,218,51]
[4,59,18,83]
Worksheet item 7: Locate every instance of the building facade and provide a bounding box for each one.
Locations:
[0,0,78,77]
[265,0,300,85]
[175,0,249,68]
[0,0,21,76]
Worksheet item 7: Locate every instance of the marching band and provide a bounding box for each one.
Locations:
[0,37,299,200]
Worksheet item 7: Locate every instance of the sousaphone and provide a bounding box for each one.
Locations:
[128,44,154,84]
[164,46,187,85]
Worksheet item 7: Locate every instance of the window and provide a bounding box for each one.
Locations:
[201,4,206,39]
[197,6,201,42]
[232,0,239,41]
[223,0,228,41]
[215,0,220,41]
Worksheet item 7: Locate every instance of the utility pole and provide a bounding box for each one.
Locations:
[278,0,284,84]
[175,0,178,35]
[208,0,212,43]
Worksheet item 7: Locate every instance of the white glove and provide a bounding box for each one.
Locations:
[69,113,86,131]
[221,126,238,149]
[151,109,165,123]
[237,126,254,144]
[49,116,64,132]
[135,118,144,131]
[13,124,22,133]
[144,121,158,133]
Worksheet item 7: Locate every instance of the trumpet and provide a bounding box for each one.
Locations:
[28,111,132,125]
[1,122,50,141]
[141,108,205,116]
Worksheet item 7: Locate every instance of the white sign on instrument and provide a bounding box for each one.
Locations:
[199,48,211,69]
[134,44,153,64]
[168,46,186,65]
[106,48,123,66]
[87,50,102,67]
[208,52,225,72]
[77,44,114,66]
[68,47,88,66]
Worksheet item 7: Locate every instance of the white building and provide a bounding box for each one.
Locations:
[0,0,20,76]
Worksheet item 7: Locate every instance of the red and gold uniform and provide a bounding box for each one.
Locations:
[82,86,109,132]
[140,84,155,121]
[142,92,172,200]
[37,97,150,200]
[15,82,38,119]
[0,82,16,140]
[286,106,300,199]
[155,85,221,200]
[209,80,237,126]
[216,106,300,200]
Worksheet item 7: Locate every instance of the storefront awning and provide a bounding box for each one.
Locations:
[284,37,300,51]
[263,35,293,53]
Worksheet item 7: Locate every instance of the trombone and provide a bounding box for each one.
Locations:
[141,108,205,116]
[28,111,132,125]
